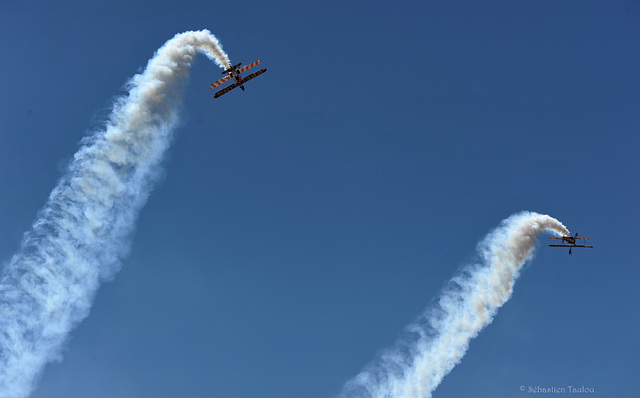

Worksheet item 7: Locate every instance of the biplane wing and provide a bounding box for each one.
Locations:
[210,75,231,89]
[214,82,240,98]
[549,233,591,244]
[212,60,262,88]
[238,60,262,73]
[240,68,267,84]
[549,237,592,240]
[549,244,594,248]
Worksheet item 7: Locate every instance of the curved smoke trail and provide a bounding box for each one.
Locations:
[340,212,569,398]
[0,30,229,398]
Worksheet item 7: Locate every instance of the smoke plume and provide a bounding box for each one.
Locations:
[0,30,229,398]
[340,212,569,398]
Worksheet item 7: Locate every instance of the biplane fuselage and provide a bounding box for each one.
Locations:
[224,63,246,90]
[558,236,577,245]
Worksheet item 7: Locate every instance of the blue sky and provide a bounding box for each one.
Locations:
[1,1,639,397]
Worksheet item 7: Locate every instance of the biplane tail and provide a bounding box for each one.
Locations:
[222,62,242,74]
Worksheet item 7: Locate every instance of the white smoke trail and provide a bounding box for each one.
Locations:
[340,212,569,398]
[0,29,229,398]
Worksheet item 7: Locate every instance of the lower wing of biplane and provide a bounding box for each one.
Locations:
[210,60,267,98]
[548,243,594,248]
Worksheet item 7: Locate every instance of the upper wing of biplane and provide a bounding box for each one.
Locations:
[238,60,262,73]
[210,75,231,89]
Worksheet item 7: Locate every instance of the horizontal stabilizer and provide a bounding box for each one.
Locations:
[222,62,242,74]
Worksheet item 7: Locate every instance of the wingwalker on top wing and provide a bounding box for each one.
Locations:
[549,233,594,255]
[210,60,267,98]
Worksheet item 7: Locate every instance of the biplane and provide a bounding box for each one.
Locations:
[549,233,593,255]
[210,60,267,98]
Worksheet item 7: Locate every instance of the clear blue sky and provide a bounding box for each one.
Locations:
[1,1,638,397]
